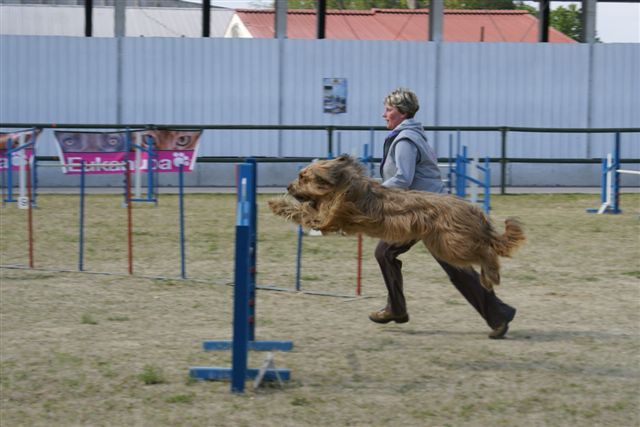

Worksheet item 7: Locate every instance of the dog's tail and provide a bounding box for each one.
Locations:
[491,218,525,257]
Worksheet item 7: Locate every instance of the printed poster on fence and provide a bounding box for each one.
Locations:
[323,78,347,114]
[0,129,41,171]
[54,130,202,174]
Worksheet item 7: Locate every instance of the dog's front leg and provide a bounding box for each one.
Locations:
[308,197,352,234]
[268,198,324,229]
[268,197,306,225]
[297,203,325,229]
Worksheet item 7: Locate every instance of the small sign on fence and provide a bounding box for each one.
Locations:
[323,78,347,114]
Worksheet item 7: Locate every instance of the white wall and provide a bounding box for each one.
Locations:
[1,36,638,186]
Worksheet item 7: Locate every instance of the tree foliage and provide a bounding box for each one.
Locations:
[516,3,585,41]
[287,0,422,9]
[550,4,583,41]
[444,0,514,9]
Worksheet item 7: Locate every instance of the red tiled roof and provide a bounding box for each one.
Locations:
[236,8,576,43]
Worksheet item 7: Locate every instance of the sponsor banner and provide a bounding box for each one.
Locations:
[0,129,41,171]
[54,130,202,175]
[135,129,201,173]
[55,131,128,175]
[62,152,128,174]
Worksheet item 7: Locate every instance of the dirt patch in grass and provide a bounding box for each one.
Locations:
[1,192,639,426]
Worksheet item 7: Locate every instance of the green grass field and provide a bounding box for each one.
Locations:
[1,192,639,426]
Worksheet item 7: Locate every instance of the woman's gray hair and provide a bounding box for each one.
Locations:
[384,88,420,118]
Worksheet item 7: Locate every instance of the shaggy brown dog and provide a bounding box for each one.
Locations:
[268,155,525,290]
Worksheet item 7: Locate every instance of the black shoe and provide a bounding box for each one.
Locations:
[489,308,516,339]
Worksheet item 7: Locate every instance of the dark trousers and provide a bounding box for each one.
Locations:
[375,240,516,329]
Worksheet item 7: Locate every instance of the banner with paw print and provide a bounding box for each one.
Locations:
[0,129,41,171]
[134,129,202,173]
[54,130,201,174]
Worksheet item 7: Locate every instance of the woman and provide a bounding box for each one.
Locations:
[370,88,516,339]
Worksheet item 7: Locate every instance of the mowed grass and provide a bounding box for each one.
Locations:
[1,192,639,427]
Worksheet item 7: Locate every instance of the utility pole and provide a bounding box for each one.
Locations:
[85,0,93,37]
[317,0,326,39]
[538,0,550,42]
[114,0,126,37]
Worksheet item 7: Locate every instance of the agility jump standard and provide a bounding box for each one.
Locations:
[587,132,639,215]
[190,160,292,393]
[2,129,39,208]
[448,133,491,214]
[126,132,158,206]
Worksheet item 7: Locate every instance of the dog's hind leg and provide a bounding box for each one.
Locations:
[479,252,500,290]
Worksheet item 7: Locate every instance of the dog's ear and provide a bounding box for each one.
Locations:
[308,156,356,187]
[325,154,366,186]
[336,154,355,164]
[312,167,335,186]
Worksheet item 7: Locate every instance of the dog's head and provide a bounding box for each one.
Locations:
[287,155,365,204]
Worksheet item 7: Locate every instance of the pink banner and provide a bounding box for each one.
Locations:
[0,130,40,171]
[134,129,201,173]
[55,131,128,175]
[62,152,128,174]
[54,130,201,175]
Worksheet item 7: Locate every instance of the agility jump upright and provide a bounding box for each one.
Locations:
[190,160,293,393]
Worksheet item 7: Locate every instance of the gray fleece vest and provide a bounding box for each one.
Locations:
[380,119,446,194]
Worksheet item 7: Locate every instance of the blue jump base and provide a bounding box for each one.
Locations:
[203,340,293,351]
[586,207,621,214]
[190,366,291,382]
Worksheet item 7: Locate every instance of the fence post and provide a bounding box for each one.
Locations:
[327,126,334,158]
[500,127,508,195]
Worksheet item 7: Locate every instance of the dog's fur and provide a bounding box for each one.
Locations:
[268,155,525,290]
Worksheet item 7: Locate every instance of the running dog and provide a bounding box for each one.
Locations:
[268,155,525,290]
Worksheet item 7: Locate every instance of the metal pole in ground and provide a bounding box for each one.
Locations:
[613,132,621,213]
[125,157,133,275]
[26,160,33,268]
[79,161,86,271]
[295,225,303,291]
[179,164,186,279]
[500,127,508,195]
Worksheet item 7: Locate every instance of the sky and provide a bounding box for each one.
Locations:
[593,2,639,42]
[523,1,639,43]
[198,0,639,43]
